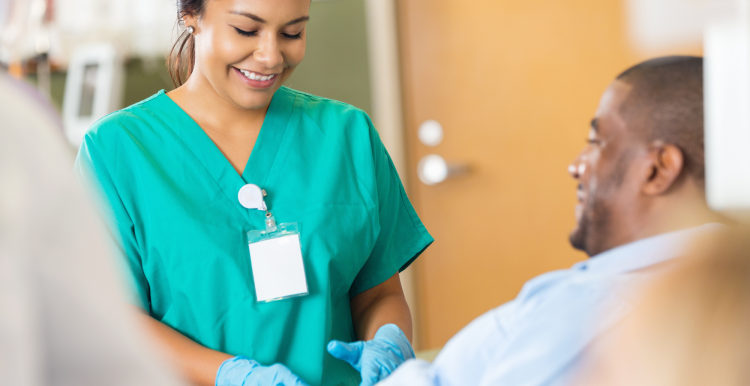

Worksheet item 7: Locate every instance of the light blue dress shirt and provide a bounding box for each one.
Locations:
[379,224,723,386]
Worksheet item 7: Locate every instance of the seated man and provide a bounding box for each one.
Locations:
[379,56,725,386]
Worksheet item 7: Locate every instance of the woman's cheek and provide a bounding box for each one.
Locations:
[292,40,306,66]
[280,43,305,80]
[216,34,248,65]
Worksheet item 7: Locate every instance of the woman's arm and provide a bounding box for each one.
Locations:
[132,307,232,386]
[350,273,413,342]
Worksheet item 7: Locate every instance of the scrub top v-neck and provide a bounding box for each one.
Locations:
[161,87,293,225]
[75,86,433,386]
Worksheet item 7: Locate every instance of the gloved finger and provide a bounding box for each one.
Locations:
[327,340,365,366]
[374,324,415,361]
[359,361,383,386]
[381,354,401,376]
[268,364,310,386]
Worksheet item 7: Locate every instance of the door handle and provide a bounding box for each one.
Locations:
[417,154,470,185]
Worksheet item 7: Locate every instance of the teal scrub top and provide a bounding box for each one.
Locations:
[75,86,433,386]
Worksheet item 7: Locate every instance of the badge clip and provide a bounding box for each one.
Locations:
[238,184,267,211]
[265,211,277,232]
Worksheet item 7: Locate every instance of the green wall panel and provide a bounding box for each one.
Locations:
[286,0,372,115]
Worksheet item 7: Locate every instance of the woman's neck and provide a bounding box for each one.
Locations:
[167,71,270,176]
[168,71,269,136]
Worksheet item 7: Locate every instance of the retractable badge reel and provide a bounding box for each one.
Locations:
[239,184,308,303]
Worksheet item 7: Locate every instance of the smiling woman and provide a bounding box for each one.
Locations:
[74,0,433,386]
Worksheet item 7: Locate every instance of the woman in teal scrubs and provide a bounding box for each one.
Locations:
[75,0,432,385]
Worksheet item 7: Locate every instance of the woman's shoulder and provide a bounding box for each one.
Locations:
[281,88,383,153]
[282,87,371,125]
[85,91,169,141]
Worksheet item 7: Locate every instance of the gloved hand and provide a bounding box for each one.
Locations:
[215,356,309,386]
[327,324,415,386]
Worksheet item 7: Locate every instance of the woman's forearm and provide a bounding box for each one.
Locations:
[132,307,232,386]
[350,274,413,342]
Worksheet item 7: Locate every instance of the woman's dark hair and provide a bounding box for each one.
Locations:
[167,0,206,87]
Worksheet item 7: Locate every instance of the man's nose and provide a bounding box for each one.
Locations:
[568,155,586,179]
[254,33,284,69]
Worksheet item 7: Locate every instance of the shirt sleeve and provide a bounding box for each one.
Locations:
[74,132,151,311]
[377,359,437,386]
[349,115,434,297]
[476,280,633,386]
[428,304,516,386]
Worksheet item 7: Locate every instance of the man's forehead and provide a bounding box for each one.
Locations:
[592,81,632,135]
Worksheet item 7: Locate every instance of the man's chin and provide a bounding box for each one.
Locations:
[569,225,587,253]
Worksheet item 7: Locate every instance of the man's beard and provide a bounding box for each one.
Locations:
[569,149,633,256]
[569,193,612,256]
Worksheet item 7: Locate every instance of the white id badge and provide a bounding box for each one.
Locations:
[247,222,308,302]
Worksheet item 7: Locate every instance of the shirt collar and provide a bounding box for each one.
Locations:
[573,223,726,275]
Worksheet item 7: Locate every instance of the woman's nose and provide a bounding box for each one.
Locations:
[254,33,284,69]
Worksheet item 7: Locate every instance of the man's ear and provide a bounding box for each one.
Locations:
[642,141,685,196]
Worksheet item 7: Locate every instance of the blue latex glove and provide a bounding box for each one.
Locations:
[327,324,415,386]
[215,356,309,386]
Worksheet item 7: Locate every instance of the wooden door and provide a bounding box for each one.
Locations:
[397,0,701,349]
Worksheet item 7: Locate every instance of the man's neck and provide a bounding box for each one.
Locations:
[594,198,725,257]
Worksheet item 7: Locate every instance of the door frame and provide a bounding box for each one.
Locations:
[364,0,422,347]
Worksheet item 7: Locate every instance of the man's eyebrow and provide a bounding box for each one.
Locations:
[590,118,599,132]
[229,11,309,25]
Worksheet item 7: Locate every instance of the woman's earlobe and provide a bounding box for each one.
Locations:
[182,15,197,31]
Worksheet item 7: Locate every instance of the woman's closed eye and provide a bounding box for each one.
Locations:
[234,27,257,37]
[233,27,303,40]
[282,31,303,40]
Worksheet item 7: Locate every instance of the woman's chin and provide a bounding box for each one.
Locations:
[230,92,274,111]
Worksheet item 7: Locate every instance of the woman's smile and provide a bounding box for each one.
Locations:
[233,66,278,89]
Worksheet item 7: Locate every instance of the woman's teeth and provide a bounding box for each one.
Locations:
[239,69,276,81]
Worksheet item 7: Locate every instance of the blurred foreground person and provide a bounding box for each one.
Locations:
[0,74,185,385]
[379,56,725,386]
[575,228,750,386]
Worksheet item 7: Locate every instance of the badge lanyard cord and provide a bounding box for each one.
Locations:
[262,189,277,232]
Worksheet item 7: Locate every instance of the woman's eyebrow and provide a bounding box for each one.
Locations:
[229,11,309,25]
[230,10,266,23]
[286,16,310,25]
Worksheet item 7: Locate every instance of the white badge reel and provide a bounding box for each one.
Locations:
[239,184,308,303]
[238,184,267,212]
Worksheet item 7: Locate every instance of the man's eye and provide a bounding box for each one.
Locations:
[586,139,600,145]
[234,27,257,37]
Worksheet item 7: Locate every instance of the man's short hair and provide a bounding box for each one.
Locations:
[616,56,704,183]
